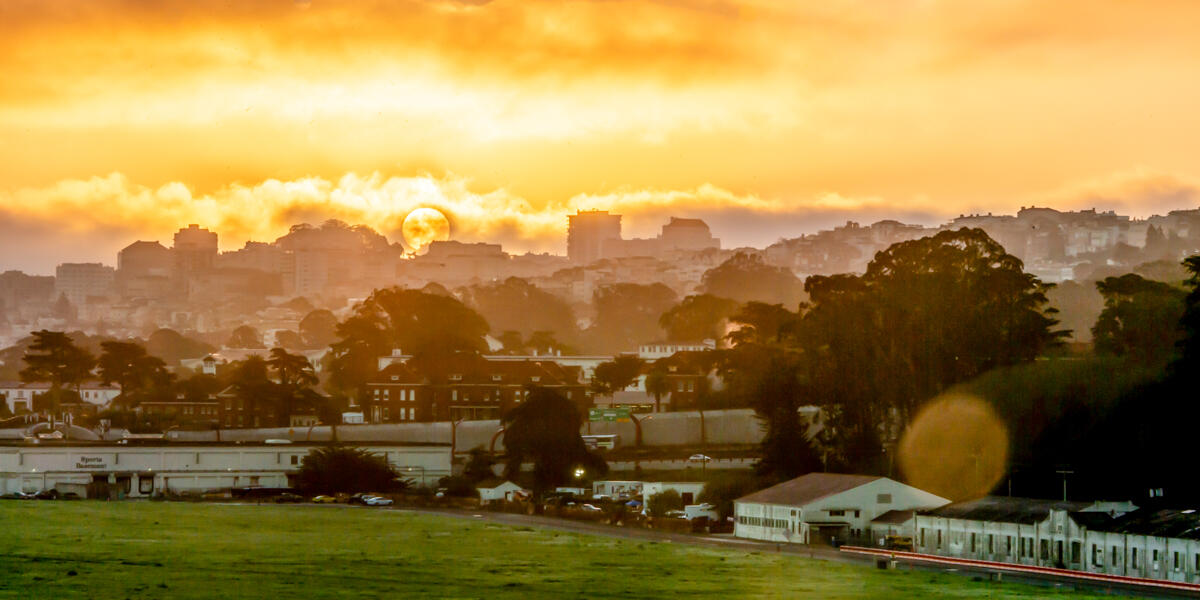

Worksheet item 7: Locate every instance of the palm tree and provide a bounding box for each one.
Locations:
[644,369,669,413]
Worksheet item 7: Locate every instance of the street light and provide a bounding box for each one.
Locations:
[574,467,586,479]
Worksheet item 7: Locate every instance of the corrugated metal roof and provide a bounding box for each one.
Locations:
[922,496,1090,524]
[736,473,882,507]
[1095,509,1200,540]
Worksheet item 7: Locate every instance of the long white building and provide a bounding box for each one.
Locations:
[0,441,450,497]
[912,496,1200,584]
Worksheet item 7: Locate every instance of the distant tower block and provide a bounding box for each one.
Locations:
[173,224,219,276]
[568,210,622,264]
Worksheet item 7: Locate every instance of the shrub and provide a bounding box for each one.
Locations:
[646,489,683,517]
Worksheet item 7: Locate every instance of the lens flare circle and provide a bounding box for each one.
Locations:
[898,393,1009,502]
[401,207,451,252]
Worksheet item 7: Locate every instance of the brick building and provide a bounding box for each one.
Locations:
[364,354,590,423]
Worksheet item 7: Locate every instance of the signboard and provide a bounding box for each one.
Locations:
[588,408,631,423]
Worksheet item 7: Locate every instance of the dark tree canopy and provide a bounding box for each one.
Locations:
[299,309,339,349]
[658,294,739,342]
[294,446,406,494]
[146,328,216,366]
[1092,274,1186,364]
[590,355,644,396]
[461,277,578,342]
[587,283,677,354]
[98,341,172,404]
[502,387,607,498]
[227,325,264,349]
[20,330,95,391]
[700,252,805,307]
[328,287,490,400]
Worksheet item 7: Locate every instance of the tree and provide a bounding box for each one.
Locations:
[98,341,172,406]
[739,349,822,481]
[294,446,408,494]
[227,325,264,349]
[461,277,578,342]
[299,309,339,349]
[658,294,739,342]
[502,387,608,501]
[644,368,670,413]
[1092,274,1186,365]
[462,447,498,483]
[727,302,799,346]
[588,283,677,353]
[646,489,684,517]
[700,252,805,307]
[783,228,1065,473]
[274,330,304,350]
[327,288,490,401]
[267,347,322,423]
[146,328,216,366]
[20,330,95,413]
[590,355,644,396]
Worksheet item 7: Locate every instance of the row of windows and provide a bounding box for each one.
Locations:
[737,516,789,528]
[921,529,1200,573]
[376,407,417,421]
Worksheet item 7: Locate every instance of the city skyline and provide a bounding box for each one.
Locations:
[4,1,1200,272]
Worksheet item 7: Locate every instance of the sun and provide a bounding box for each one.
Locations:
[401,207,451,252]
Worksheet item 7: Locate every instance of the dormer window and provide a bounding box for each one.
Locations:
[492,375,502,382]
[530,376,540,383]
[391,375,398,381]
[450,374,462,381]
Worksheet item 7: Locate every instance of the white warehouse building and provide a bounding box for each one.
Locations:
[0,441,450,497]
[734,473,949,545]
[914,496,1200,584]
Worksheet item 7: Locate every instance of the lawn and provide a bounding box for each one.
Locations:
[0,502,1108,599]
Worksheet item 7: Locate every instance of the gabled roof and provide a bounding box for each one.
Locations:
[736,473,883,507]
[476,478,521,490]
[922,496,1091,525]
[872,509,915,524]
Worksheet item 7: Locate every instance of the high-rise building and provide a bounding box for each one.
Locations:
[567,210,622,264]
[173,224,218,276]
[54,263,115,306]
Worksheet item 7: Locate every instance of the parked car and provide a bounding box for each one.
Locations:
[363,496,393,506]
[580,503,603,512]
[274,493,304,503]
[34,489,59,500]
[348,493,371,505]
[311,495,337,504]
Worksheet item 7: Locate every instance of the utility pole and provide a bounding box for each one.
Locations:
[1056,470,1074,501]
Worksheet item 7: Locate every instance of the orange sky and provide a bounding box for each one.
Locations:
[3,0,1200,271]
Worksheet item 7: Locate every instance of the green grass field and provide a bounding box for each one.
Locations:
[0,502,1109,599]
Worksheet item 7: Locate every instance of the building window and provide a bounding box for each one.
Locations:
[391,375,398,381]
[493,375,502,381]
[828,510,845,517]
[290,455,299,465]
[1174,552,1180,571]
[1006,536,1012,555]
[1071,542,1080,563]
[970,532,976,553]
[919,528,925,547]
[988,535,995,554]
[450,374,462,381]
[139,477,154,494]
[876,494,892,504]
[1132,548,1139,569]
[452,390,458,401]
[937,530,942,550]
[1112,546,1118,567]
[1040,540,1049,560]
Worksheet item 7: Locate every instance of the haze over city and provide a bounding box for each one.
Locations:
[4,1,1200,272]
